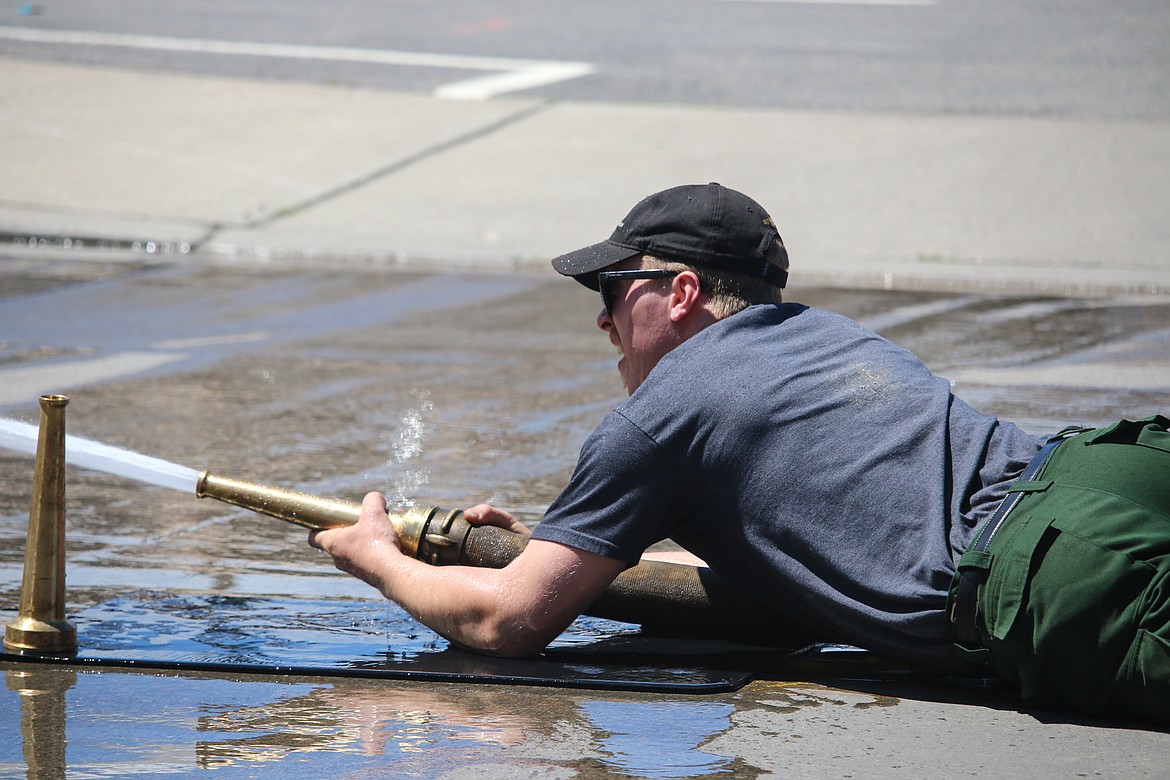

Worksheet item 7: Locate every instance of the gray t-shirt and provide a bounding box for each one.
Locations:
[532,303,1045,670]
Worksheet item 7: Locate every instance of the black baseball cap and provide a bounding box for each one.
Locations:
[551,183,789,291]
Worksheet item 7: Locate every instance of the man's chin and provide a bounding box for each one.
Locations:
[617,360,634,394]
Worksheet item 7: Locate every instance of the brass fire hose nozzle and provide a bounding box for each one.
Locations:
[194,471,473,564]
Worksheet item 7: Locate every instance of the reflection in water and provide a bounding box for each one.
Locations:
[580,700,735,778]
[4,667,75,780]
[1,664,746,777]
[200,684,540,768]
[199,681,741,776]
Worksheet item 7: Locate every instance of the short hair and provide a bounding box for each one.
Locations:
[641,255,784,319]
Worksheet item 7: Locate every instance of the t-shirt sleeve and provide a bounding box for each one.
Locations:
[530,410,687,563]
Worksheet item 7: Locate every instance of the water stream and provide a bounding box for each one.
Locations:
[0,417,199,493]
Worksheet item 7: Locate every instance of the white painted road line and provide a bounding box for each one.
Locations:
[0,26,597,100]
[435,62,596,101]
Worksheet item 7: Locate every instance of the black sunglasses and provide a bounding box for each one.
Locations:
[597,269,680,315]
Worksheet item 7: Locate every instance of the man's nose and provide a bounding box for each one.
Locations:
[596,307,613,332]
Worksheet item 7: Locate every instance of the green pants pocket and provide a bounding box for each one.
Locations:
[983,522,1152,706]
[982,512,1056,642]
[1121,629,1170,726]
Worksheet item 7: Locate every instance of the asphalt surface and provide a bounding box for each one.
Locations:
[3,0,1168,119]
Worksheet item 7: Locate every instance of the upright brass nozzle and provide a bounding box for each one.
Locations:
[4,394,77,656]
[6,667,75,775]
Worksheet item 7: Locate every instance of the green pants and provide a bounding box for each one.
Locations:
[953,416,1170,726]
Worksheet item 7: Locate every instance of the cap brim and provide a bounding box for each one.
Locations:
[551,241,644,290]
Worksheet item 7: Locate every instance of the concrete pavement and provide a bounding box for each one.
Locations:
[2,54,1170,777]
[2,260,1169,776]
[2,55,1169,296]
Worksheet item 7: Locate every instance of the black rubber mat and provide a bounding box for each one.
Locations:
[1,592,796,693]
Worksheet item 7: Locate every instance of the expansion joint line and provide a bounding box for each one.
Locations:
[247,101,554,229]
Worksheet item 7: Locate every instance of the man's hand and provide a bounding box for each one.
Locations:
[307,494,625,657]
[308,491,402,594]
[462,503,531,536]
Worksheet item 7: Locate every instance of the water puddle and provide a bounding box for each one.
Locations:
[579,700,737,777]
[2,664,755,778]
[4,590,783,695]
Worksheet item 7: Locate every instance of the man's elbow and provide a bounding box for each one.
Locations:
[456,616,559,659]
[480,625,553,658]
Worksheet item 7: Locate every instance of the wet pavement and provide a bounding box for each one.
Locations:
[2,256,1169,777]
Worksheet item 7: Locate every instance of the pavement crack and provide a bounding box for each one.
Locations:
[244,100,555,230]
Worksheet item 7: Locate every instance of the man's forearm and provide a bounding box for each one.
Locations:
[377,554,558,657]
[311,493,624,657]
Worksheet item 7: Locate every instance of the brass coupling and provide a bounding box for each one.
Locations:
[395,506,473,566]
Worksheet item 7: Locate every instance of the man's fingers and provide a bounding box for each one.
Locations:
[463,503,496,523]
[463,503,530,536]
[307,491,385,552]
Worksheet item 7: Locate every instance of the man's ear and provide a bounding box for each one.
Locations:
[667,270,704,322]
